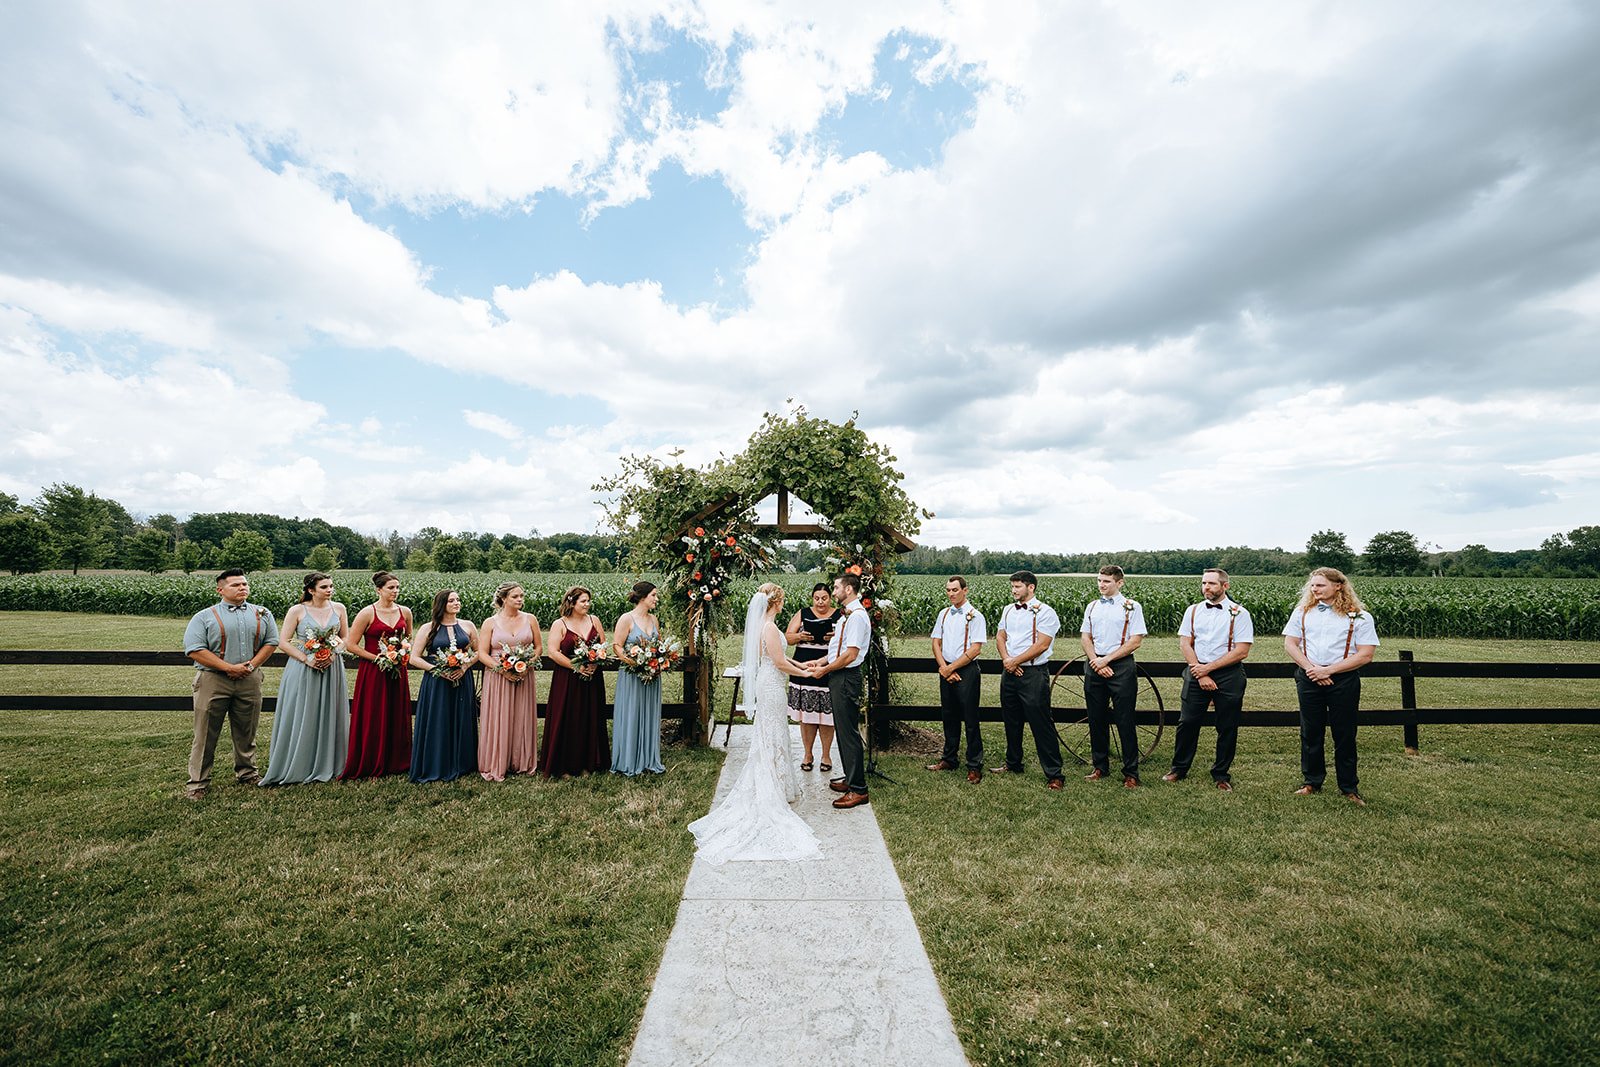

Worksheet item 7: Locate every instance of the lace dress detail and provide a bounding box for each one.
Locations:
[688,658,821,864]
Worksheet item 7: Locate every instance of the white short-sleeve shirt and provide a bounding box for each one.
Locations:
[1282,603,1380,666]
[998,599,1059,666]
[1080,594,1148,656]
[931,602,988,660]
[1178,598,1255,664]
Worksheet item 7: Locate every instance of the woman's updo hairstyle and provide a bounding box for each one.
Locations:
[301,572,331,603]
[628,580,657,605]
[493,582,522,609]
[372,571,398,589]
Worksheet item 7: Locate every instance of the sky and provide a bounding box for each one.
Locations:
[2,1,1597,556]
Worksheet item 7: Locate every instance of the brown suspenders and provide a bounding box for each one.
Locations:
[210,605,261,658]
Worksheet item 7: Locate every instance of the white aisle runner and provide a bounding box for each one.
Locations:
[628,724,969,1066]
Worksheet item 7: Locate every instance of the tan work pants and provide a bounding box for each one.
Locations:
[188,670,262,788]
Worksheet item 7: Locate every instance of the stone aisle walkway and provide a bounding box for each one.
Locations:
[628,724,969,1066]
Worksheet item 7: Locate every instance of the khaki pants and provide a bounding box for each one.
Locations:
[188,670,263,789]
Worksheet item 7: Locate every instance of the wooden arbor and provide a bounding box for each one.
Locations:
[679,483,915,740]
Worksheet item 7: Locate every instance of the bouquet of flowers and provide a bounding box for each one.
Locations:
[301,623,344,671]
[374,631,411,674]
[567,636,610,680]
[620,633,683,681]
[430,637,475,684]
[497,642,537,682]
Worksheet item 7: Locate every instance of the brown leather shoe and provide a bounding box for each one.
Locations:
[1293,784,1320,796]
[1216,780,1234,793]
[832,791,870,809]
[966,770,982,784]
[828,778,850,793]
[1123,776,1139,789]
[989,765,1017,774]
[1046,777,1064,791]
[1161,771,1181,783]
[925,759,957,772]
[1084,769,1106,781]
[1343,791,1367,807]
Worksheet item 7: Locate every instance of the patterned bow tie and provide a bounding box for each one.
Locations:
[1205,603,1223,609]
[1099,597,1114,604]
[1316,603,1332,611]
[226,603,249,612]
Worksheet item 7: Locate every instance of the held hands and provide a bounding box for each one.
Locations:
[1090,657,1114,678]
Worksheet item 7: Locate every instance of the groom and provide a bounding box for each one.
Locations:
[810,572,872,809]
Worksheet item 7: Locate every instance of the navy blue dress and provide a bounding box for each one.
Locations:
[410,622,479,783]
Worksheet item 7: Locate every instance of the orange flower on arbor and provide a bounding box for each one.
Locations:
[694,527,705,536]
[847,564,863,575]
[685,552,695,562]
[725,535,737,546]
[862,598,873,608]
[692,571,703,581]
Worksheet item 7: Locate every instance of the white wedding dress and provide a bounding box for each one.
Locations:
[688,638,822,864]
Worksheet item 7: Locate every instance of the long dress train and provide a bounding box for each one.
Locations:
[688,657,821,864]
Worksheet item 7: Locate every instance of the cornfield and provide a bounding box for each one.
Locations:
[0,571,1596,641]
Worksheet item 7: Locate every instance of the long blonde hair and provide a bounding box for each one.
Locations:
[1297,567,1365,615]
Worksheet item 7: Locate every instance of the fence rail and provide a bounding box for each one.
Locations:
[0,650,703,725]
[866,653,1600,752]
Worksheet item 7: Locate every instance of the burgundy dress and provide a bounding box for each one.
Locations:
[341,613,413,778]
[539,620,609,778]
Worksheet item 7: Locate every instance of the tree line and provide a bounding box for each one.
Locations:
[1,484,1594,578]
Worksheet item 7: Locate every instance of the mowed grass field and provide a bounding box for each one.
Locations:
[1,612,1597,1064]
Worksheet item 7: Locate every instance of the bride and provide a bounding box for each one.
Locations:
[688,583,822,864]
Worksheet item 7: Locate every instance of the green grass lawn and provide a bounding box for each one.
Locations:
[2,613,1598,1064]
[873,725,1600,1066]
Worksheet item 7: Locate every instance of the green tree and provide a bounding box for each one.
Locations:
[174,541,207,573]
[36,483,113,574]
[432,537,471,572]
[405,549,434,571]
[0,492,18,515]
[485,543,510,571]
[0,512,54,574]
[1566,525,1600,573]
[366,546,394,571]
[123,528,172,574]
[220,529,274,573]
[1447,543,1494,577]
[1363,530,1424,576]
[1304,529,1356,572]
[304,543,341,571]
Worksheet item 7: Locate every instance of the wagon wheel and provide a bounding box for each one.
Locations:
[1049,656,1166,768]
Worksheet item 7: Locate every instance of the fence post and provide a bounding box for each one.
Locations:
[1399,649,1419,755]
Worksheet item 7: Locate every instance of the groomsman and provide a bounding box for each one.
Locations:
[1162,568,1253,791]
[992,570,1065,789]
[927,576,987,782]
[811,572,873,809]
[1283,567,1379,806]
[1079,565,1147,787]
[182,567,280,799]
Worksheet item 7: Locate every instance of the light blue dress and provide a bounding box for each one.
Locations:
[261,608,349,785]
[612,622,665,776]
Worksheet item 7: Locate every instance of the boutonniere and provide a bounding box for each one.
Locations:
[1228,604,1242,618]
[962,607,975,621]
[1123,599,1138,613]
[1346,610,1359,620]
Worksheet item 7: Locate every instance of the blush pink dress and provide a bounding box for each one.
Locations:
[479,614,538,781]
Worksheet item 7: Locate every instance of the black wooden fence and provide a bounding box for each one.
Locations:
[2,650,1597,755]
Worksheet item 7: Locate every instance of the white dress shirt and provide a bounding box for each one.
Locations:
[1080,593,1149,656]
[1178,598,1255,664]
[1282,602,1380,666]
[931,602,987,662]
[999,598,1059,666]
[827,601,873,669]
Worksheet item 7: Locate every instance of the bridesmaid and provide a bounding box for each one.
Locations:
[261,572,350,785]
[611,581,666,776]
[408,588,480,783]
[341,571,414,779]
[477,581,541,781]
[540,585,610,779]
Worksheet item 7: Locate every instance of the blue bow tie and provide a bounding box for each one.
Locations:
[1099,597,1114,604]
[226,603,249,612]
[1316,603,1332,612]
